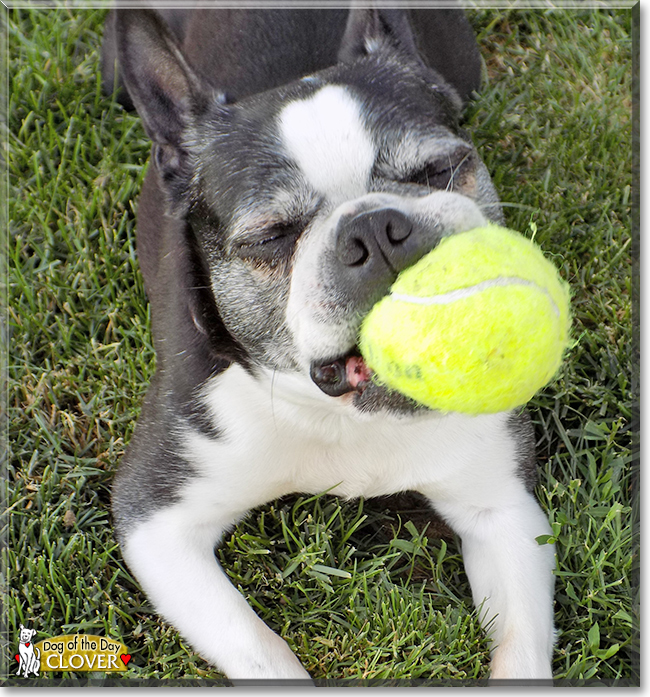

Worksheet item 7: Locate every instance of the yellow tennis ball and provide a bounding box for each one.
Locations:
[358,225,571,414]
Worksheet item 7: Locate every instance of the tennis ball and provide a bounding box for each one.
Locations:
[358,224,571,414]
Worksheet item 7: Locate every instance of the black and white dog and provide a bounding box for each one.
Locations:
[103,6,555,680]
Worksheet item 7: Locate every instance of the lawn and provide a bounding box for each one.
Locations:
[4,3,638,685]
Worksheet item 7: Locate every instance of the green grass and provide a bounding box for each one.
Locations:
[4,5,638,685]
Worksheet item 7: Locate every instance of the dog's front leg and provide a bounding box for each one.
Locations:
[432,491,555,680]
[122,509,310,680]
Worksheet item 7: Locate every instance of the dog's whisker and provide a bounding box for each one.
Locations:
[482,201,537,211]
[445,151,472,194]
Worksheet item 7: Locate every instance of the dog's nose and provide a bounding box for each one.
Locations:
[334,207,425,307]
[336,208,414,268]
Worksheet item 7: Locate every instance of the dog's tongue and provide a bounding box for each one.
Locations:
[346,355,372,388]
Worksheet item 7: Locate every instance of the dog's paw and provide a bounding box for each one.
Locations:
[224,629,312,680]
[489,640,553,680]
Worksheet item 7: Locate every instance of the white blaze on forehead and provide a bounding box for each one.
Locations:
[278,85,376,200]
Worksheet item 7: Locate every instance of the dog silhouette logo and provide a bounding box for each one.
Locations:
[15,624,40,678]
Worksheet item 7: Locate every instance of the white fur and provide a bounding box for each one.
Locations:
[430,497,555,679]
[125,364,555,679]
[122,511,309,679]
[191,365,514,501]
[278,86,376,203]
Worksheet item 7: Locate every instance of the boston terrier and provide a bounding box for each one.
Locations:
[102,6,556,681]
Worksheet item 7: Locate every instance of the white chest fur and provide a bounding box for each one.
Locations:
[179,365,521,516]
[128,368,553,682]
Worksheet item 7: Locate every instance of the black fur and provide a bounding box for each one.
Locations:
[102,8,481,109]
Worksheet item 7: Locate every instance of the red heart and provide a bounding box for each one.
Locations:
[120,654,131,666]
[15,654,19,662]
[25,643,30,647]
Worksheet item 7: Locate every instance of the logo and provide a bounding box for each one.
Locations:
[14,626,131,675]
[15,625,40,678]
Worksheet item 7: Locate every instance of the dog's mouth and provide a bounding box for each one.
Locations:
[310,350,374,397]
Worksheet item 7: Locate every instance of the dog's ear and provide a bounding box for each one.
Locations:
[338,8,422,64]
[406,9,483,105]
[114,9,210,196]
[338,7,482,108]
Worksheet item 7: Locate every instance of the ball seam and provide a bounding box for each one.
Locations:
[390,276,560,316]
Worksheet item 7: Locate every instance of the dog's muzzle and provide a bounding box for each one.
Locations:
[309,206,427,398]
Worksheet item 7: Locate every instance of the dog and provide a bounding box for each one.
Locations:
[102,6,556,681]
[16,625,40,678]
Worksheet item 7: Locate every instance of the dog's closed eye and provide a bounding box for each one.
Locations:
[400,146,473,191]
[233,221,304,266]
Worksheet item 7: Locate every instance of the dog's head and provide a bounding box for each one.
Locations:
[116,9,503,416]
[19,625,36,643]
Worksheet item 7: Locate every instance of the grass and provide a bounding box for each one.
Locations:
[4,4,638,685]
